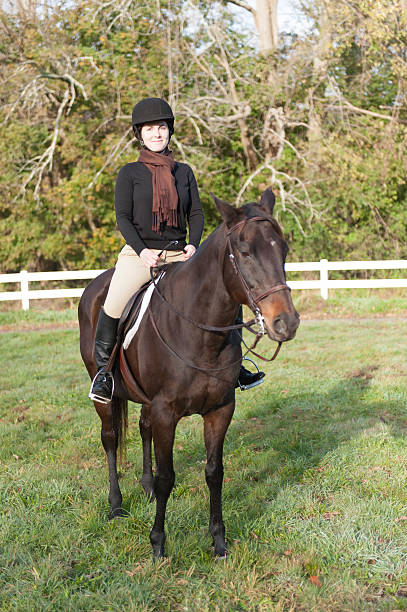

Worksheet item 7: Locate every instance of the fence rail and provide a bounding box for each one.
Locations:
[1,260,406,310]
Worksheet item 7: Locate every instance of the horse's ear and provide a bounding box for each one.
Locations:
[259,187,276,215]
[211,193,239,227]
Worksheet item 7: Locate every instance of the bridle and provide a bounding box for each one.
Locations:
[147,215,291,375]
[225,215,291,337]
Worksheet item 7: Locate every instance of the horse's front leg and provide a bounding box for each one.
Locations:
[149,405,177,559]
[139,404,155,500]
[94,400,123,519]
[203,400,235,558]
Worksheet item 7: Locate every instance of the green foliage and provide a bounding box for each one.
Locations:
[1,0,407,272]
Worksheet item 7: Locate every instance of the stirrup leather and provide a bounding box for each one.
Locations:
[238,357,265,391]
[88,369,115,404]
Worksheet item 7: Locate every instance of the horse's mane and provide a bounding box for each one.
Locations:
[154,205,284,282]
[269,217,284,238]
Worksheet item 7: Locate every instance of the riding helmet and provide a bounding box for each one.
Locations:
[132,97,174,139]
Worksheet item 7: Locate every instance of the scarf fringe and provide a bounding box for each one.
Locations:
[139,149,179,235]
[152,209,178,233]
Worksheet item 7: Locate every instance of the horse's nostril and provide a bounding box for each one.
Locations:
[273,316,287,335]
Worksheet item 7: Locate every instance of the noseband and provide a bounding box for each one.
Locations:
[226,216,291,335]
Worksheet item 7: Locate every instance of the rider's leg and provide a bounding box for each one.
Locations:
[89,245,152,403]
[102,246,185,318]
[89,246,186,403]
[88,308,119,403]
[235,305,265,390]
[103,245,153,318]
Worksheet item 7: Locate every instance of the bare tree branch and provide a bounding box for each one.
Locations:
[235,161,314,233]
[225,0,256,16]
[342,100,396,122]
[21,87,71,200]
[328,76,396,122]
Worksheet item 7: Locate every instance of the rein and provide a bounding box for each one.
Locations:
[146,216,291,373]
[147,300,281,382]
[149,269,258,335]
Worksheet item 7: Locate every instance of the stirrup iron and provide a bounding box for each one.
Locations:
[238,357,265,391]
[88,369,114,404]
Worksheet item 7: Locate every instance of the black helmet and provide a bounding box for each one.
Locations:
[132,97,174,139]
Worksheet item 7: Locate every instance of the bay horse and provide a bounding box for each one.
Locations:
[78,188,299,559]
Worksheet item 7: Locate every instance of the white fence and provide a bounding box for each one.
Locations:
[0,259,406,310]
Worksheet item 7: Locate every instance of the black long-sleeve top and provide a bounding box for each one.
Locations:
[115,161,204,255]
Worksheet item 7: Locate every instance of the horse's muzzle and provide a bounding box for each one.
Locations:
[266,310,300,342]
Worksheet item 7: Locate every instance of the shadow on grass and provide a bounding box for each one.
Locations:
[135,372,405,526]
[88,369,406,560]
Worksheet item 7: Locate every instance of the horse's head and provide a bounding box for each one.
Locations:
[213,188,300,343]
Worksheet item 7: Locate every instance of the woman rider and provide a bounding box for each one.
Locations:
[89,97,264,404]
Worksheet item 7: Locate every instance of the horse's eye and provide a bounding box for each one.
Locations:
[241,251,251,257]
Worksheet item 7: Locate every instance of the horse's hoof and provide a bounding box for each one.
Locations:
[109,507,126,520]
[152,548,165,561]
[214,544,229,560]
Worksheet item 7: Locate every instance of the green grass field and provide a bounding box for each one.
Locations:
[1,300,407,611]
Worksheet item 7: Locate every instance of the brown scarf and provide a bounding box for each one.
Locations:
[138,148,179,233]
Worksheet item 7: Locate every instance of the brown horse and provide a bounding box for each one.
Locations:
[78,189,299,559]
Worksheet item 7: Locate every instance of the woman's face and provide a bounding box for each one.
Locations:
[141,121,170,152]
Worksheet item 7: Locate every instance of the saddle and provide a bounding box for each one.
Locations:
[118,282,150,342]
[107,279,155,404]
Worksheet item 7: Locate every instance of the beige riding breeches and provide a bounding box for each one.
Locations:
[103,244,185,319]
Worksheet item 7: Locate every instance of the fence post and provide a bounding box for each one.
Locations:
[320,259,328,300]
[20,270,29,310]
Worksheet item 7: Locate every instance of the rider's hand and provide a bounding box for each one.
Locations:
[183,244,196,261]
[139,248,160,268]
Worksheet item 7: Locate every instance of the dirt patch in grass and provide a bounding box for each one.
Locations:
[0,320,79,333]
[346,365,379,381]
[293,288,407,320]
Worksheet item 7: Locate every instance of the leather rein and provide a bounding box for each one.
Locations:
[147,216,291,373]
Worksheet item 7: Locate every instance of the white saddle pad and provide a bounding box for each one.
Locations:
[123,272,165,350]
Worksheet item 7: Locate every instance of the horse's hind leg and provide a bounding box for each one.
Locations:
[95,401,124,519]
[139,404,155,500]
[203,401,235,558]
[149,405,177,559]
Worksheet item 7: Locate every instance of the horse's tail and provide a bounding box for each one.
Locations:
[112,395,128,464]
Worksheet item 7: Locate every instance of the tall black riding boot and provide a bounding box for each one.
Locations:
[88,308,119,404]
[235,305,265,391]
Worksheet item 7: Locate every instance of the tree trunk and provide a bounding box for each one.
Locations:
[227,0,278,53]
[255,0,278,54]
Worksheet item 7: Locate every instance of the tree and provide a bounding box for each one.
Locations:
[1,0,406,274]
[226,0,278,53]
